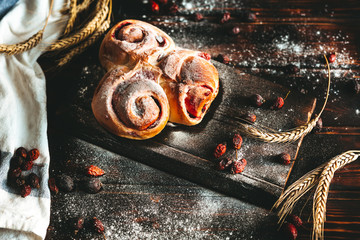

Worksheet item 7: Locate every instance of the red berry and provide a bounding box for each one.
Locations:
[328,53,336,63]
[28,148,40,161]
[86,165,105,177]
[230,26,240,35]
[194,12,204,21]
[27,173,40,189]
[288,214,303,228]
[220,12,231,24]
[279,152,291,165]
[214,142,227,158]
[250,94,265,107]
[20,184,31,198]
[198,52,211,61]
[280,223,298,240]
[232,134,243,150]
[217,157,233,171]
[242,113,256,124]
[230,158,247,174]
[216,54,230,64]
[92,217,105,233]
[15,147,28,159]
[48,178,59,194]
[271,97,284,110]
[73,216,85,235]
[8,167,22,181]
[150,0,159,13]
[21,160,34,171]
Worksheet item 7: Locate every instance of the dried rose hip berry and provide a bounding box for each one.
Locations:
[216,54,230,64]
[250,94,265,107]
[86,165,105,177]
[230,26,240,35]
[28,148,40,161]
[48,178,59,194]
[20,184,31,198]
[10,156,25,169]
[230,158,247,174]
[15,147,28,159]
[150,0,160,13]
[21,160,34,171]
[92,217,105,233]
[328,53,336,63]
[198,52,211,61]
[214,142,227,158]
[15,177,25,187]
[72,216,85,235]
[287,214,303,228]
[8,167,22,181]
[194,12,204,21]
[279,152,291,165]
[220,12,231,24]
[280,222,298,240]
[271,97,284,110]
[57,174,74,192]
[27,173,40,189]
[218,157,233,171]
[83,178,103,194]
[242,113,256,124]
[232,134,243,150]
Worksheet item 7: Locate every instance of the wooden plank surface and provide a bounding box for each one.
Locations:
[41,0,360,239]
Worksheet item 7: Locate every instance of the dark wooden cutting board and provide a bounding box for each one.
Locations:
[47,59,316,208]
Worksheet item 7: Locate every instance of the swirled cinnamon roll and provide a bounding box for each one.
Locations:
[99,19,175,71]
[159,49,219,125]
[91,62,170,140]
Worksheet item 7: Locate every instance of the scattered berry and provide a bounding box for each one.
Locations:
[28,148,40,161]
[250,94,265,107]
[232,134,243,150]
[72,217,85,235]
[279,152,291,165]
[15,177,26,187]
[83,178,103,194]
[271,97,285,110]
[15,147,28,159]
[20,184,31,198]
[214,142,227,158]
[280,222,298,240]
[287,214,303,228]
[220,12,231,24]
[27,173,40,189]
[48,178,59,194]
[328,53,336,63]
[57,174,74,192]
[216,54,230,64]
[86,165,105,177]
[198,52,211,61]
[218,157,233,171]
[92,217,105,233]
[242,113,256,124]
[150,0,160,13]
[194,12,204,21]
[21,160,34,171]
[230,158,247,174]
[10,156,25,169]
[230,26,240,35]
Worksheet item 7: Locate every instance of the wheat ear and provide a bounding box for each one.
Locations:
[47,0,108,52]
[57,19,110,67]
[272,162,327,224]
[240,55,331,143]
[312,150,360,240]
[0,0,54,55]
[63,0,77,35]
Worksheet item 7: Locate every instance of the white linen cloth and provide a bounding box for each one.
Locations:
[0,0,67,239]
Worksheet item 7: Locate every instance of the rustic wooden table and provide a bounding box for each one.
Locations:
[43,0,360,239]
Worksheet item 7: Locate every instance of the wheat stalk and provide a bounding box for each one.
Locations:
[0,0,54,55]
[312,150,360,240]
[57,19,110,67]
[239,55,331,143]
[47,0,108,52]
[63,0,77,35]
[76,0,94,14]
[272,162,326,224]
